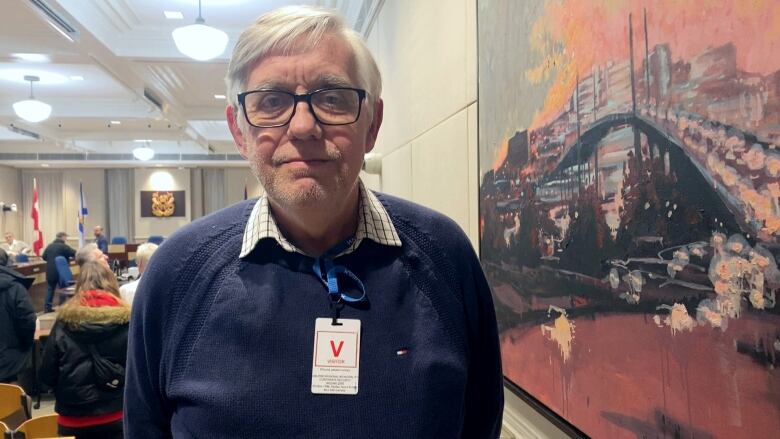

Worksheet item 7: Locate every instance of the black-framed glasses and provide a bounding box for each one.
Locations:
[237,87,367,128]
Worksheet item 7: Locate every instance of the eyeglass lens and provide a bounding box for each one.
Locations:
[243,89,361,127]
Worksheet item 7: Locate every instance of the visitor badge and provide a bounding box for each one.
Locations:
[311,318,360,395]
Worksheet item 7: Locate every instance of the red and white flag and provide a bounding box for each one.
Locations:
[31,177,44,256]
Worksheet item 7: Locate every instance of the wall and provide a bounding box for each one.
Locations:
[0,165,22,238]
[368,0,479,250]
[367,0,564,436]
[134,168,190,241]
[62,169,107,247]
[224,167,264,205]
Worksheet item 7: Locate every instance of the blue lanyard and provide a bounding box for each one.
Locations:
[311,237,367,305]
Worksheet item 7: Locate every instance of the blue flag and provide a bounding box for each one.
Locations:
[77,182,88,248]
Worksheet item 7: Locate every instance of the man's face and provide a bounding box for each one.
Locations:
[92,248,109,268]
[227,33,382,209]
[4,233,12,245]
[94,226,102,237]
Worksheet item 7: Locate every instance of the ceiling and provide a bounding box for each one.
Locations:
[0,0,380,167]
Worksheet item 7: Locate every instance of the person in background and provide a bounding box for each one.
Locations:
[1,232,32,264]
[125,5,503,437]
[0,248,36,385]
[119,243,158,307]
[93,226,108,254]
[40,260,129,439]
[42,232,76,313]
[76,243,110,269]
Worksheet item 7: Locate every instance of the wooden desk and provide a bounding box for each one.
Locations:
[107,243,139,268]
[13,261,80,314]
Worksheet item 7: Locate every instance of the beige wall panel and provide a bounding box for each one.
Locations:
[0,165,22,237]
[225,167,262,206]
[134,168,190,240]
[372,0,412,155]
[411,110,470,234]
[62,169,106,247]
[372,0,472,155]
[360,171,381,192]
[467,102,479,251]
[465,0,477,103]
[380,144,412,200]
[406,0,470,140]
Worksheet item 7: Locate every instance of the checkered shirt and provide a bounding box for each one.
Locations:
[239,180,402,258]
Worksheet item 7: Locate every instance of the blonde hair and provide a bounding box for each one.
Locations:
[75,260,120,298]
[225,5,382,114]
[135,242,158,272]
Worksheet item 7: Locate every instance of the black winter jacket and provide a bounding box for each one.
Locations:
[39,291,130,417]
[0,265,35,381]
[41,239,76,285]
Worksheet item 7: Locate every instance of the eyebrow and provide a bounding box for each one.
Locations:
[249,74,355,92]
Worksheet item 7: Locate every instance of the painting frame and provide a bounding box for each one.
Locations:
[476,0,780,438]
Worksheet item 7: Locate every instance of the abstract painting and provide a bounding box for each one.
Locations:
[477,1,780,437]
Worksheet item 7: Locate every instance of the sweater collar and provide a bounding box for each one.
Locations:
[239,180,402,259]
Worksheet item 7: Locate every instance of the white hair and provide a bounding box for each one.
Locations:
[135,242,158,272]
[76,243,100,267]
[225,5,382,115]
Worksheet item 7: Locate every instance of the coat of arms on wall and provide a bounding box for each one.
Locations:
[140,190,186,217]
[151,192,175,217]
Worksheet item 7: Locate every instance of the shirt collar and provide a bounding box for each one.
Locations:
[239,180,401,259]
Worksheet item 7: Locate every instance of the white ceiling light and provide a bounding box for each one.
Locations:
[164,10,184,20]
[133,146,155,161]
[214,94,226,99]
[12,53,50,63]
[110,120,121,124]
[171,0,228,61]
[13,75,52,123]
[0,69,67,84]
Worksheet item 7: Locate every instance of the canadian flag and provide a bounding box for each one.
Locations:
[31,178,44,256]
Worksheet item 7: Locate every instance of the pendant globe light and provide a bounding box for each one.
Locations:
[172,0,228,61]
[13,75,52,123]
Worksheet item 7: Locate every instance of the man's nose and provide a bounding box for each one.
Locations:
[287,101,322,140]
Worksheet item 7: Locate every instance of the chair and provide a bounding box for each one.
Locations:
[1,420,10,439]
[147,235,164,245]
[13,414,57,438]
[53,257,73,289]
[0,384,32,428]
[14,254,29,264]
[110,236,127,245]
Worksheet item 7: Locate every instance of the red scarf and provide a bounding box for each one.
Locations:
[79,289,121,307]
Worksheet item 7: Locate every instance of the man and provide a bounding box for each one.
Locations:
[41,232,76,313]
[0,248,36,384]
[75,243,110,269]
[119,242,157,307]
[93,225,108,254]
[1,232,32,264]
[125,6,503,438]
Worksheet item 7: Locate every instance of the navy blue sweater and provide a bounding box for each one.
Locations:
[124,193,503,438]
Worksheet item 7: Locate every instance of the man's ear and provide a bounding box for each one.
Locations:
[364,99,383,154]
[226,105,249,159]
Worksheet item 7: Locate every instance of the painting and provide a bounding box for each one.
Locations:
[477,1,780,437]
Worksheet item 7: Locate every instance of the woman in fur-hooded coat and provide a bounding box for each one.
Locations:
[40,260,130,439]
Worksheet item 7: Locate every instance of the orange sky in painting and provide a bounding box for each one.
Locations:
[526,0,780,130]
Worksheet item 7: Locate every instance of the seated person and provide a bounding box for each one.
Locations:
[39,260,129,439]
[119,243,157,307]
[76,243,110,269]
[1,232,32,264]
[0,248,36,384]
